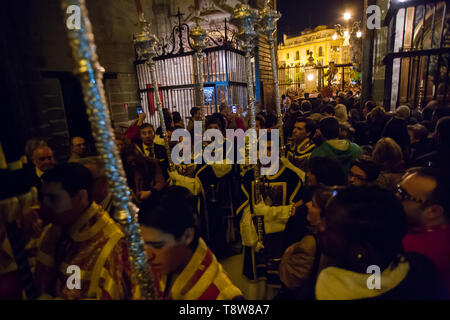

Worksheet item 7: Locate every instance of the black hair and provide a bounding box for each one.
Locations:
[295,117,317,136]
[325,185,408,267]
[308,157,347,186]
[265,113,278,128]
[382,117,410,154]
[206,112,226,133]
[422,106,434,122]
[256,115,266,128]
[350,156,380,182]
[172,111,182,124]
[162,108,173,129]
[41,163,93,202]
[301,100,312,113]
[190,107,200,118]
[139,123,155,131]
[319,116,340,139]
[120,142,158,192]
[138,186,199,248]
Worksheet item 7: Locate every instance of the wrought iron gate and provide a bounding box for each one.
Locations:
[384,0,449,109]
[135,14,248,128]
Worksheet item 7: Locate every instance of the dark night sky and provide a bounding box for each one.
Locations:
[277,0,364,43]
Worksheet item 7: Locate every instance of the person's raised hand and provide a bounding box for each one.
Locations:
[137,112,147,126]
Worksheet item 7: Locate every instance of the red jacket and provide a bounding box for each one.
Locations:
[403,225,450,295]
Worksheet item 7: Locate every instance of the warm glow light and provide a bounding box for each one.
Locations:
[332,34,338,40]
[344,12,351,20]
[307,74,315,81]
[356,31,362,38]
[344,30,350,37]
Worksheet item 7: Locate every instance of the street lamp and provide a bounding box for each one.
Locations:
[332,34,338,41]
[335,20,361,46]
[344,12,352,21]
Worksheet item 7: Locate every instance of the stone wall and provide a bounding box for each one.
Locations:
[1,0,278,161]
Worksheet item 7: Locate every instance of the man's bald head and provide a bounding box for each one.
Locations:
[398,168,450,228]
[32,146,55,172]
[71,136,87,157]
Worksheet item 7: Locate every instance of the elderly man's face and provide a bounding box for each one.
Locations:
[33,147,55,172]
[72,137,87,156]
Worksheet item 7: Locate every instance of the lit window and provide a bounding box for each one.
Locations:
[318,47,323,57]
[296,51,299,60]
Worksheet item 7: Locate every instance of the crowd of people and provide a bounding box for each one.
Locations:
[1,90,450,300]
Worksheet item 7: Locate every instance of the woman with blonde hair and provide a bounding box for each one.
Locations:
[372,137,404,192]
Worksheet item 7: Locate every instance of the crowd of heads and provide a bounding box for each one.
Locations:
[21,92,450,299]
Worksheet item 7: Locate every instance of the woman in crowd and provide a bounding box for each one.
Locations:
[382,116,411,162]
[278,187,335,299]
[366,106,389,145]
[372,137,405,192]
[172,111,185,129]
[120,141,166,205]
[282,156,347,250]
[315,185,447,300]
[348,155,380,187]
[138,186,244,300]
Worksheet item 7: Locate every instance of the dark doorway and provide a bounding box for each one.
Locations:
[57,73,95,153]
[60,76,90,140]
[41,71,117,155]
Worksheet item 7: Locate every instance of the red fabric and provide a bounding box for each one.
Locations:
[187,249,213,290]
[235,117,245,130]
[124,125,140,141]
[146,84,163,115]
[403,225,450,295]
[198,283,220,300]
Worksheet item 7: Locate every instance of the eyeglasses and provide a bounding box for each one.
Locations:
[395,184,426,204]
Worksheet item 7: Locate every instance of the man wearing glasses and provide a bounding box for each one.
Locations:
[397,168,450,297]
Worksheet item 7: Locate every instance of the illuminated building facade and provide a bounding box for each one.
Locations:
[277,25,348,68]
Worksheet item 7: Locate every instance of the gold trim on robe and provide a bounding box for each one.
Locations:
[35,202,138,300]
[156,238,243,300]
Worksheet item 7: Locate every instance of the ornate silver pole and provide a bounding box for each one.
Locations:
[259,0,284,157]
[231,3,260,182]
[60,0,156,299]
[231,3,264,251]
[189,14,208,132]
[134,15,174,170]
